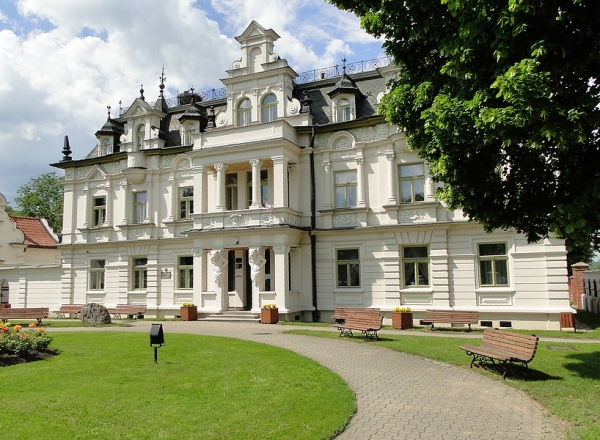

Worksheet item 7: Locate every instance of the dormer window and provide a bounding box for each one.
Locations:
[184,124,196,146]
[262,93,278,123]
[136,124,145,150]
[237,98,252,127]
[337,99,351,123]
[100,139,110,156]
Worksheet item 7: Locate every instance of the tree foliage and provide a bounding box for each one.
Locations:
[329,0,600,252]
[13,172,63,233]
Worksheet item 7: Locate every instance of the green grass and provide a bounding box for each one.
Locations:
[0,332,355,440]
[286,328,600,440]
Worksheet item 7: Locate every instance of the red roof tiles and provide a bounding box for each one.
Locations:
[8,216,58,248]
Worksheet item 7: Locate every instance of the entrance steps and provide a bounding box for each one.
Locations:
[200,310,260,323]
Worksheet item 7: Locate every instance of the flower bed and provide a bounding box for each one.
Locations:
[0,323,53,356]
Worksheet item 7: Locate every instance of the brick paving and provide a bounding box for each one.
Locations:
[56,321,570,439]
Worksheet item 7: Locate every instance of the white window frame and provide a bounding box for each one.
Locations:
[131,257,148,290]
[261,93,278,123]
[133,192,147,223]
[402,246,430,288]
[399,163,425,203]
[184,124,195,146]
[100,139,110,156]
[92,196,106,227]
[337,98,351,122]
[179,187,194,219]
[89,259,105,291]
[177,256,194,290]
[237,98,252,127]
[478,243,509,287]
[334,170,357,209]
[336,248,361,288]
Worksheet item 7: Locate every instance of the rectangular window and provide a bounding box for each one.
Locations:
[226,173,238,210]
[178,256,193,290]
[228,251,235,292]
[478,243,509,286]
[334,170,357,209]
[336,248,360,288]
[133,192,147,223]
[403,246,429,287]
[132,257,148,290]
[89,259,105,290]
[400,164,425,203]
[93,196,106,226]
[179,187,194,219]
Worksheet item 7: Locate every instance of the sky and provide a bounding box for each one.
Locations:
[0,0,384,205]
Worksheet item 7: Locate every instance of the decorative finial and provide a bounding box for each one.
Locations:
[140,84,145,101]
[342,57,347,73]
[61,135,72,162]
[107,105,111,121]
[190,86,195,104]
[159,66,166,97]
[119,100,122,115]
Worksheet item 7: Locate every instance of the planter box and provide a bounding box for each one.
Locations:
[261,308,279,324]
[392,312,413,330]
[180,306,198,321]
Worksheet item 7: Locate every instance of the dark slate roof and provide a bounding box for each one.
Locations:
[95,118,125,137]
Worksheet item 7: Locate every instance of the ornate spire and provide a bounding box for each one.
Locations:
[159,66,166,97]
[107,105,111,121]
[61,135,72,162]
[119,100,122,116]
[140,84,145,101]
[342,57,347,74]
[190,86,195,104]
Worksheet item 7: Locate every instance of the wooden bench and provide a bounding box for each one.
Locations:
[107,304,146,319]
[331,308,383,341]
[424,309,479,332]
[54,304,84,318]
[0,307,50,325]
[331,307,380,324]
[459,328,539,379]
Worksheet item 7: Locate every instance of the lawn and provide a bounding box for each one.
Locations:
[286,327,600,440]
[0,332,355,440]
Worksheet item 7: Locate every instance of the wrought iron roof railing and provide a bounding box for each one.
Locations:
[119,56,391,115]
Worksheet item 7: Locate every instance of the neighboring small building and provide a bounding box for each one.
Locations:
[39,21,573,329]
[0,192,62,307]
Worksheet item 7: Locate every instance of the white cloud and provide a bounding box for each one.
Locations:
[0,0,383,203]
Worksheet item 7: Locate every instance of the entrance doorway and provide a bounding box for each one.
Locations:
[0,280,9,307]
[226,249,251,310]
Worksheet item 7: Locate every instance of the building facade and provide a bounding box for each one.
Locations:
[49,21,571,329]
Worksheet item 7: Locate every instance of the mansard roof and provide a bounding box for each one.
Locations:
[95,118,125,137]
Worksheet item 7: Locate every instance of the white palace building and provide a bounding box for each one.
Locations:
[1,22,573,329]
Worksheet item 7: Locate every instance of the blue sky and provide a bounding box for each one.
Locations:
[0,0,383,204]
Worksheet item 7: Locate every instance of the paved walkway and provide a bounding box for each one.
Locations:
[56,321,571,439]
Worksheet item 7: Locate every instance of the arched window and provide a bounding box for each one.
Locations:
[136,124,145,150]
[184,124,196,145]
[261,93,278,123]
[100,139,110,156]
[337,99,351,122]
[237,98,252,127]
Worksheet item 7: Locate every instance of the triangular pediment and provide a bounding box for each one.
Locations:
[84,165,107,182]
[236,21,280,44]
[121,98,152,119]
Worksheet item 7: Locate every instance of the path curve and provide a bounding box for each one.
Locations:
[52,321,569,439]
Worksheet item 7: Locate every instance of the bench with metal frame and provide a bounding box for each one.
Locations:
[54,304,84,318]
[331,308,383,341]
[108,304,147,319]
[424,309,479,332]
[0,307,50,325]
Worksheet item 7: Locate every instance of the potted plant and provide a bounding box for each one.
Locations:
[392,307,413,330]
[261,303,279,324]
[180,302,198,321]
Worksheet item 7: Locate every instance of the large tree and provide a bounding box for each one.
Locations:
[13,172,63,233]
[329,0,600,256]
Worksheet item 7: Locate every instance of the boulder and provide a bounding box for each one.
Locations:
[81,303,112,325]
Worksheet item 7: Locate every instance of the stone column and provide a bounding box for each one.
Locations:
[425,163,435,201]
[82,186,90,228]
[250,159,263,208]
[355,156,366,207]
[168,177,176,221]
[121,182,129,224]
[214,163,228,211]
[192,246,205,308]
[272,156,289,208]
[386,152,397,204]
[322,160,332,209]
[145,180,152,222]
[273,244,290,311]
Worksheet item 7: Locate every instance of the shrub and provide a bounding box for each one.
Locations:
[0,323,53,355]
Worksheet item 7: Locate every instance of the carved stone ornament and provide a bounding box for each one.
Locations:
[227,214,248,227]
[248,247,266,287]
[216,111,227,127]
[333,214,356,227]
[210,249,228,287]
[398,209,429,222]
[286,98,300,116]
[261,214,273,225]
[192,247,203,257]
[81,303,111,325]
[273,244,290,254]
